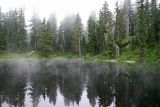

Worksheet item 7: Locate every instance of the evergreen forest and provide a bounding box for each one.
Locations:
[0,0,160,62]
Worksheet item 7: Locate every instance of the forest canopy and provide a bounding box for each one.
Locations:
[0,0,159,61]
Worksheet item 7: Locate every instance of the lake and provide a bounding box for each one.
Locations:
[0,59,160,107]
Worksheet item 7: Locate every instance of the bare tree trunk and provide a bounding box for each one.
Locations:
[125,15,129,37]
[62,31,65,53]
[115,43,120,58]
[124,0,130,37]
[115,26,120,58]
[34,36,37,51]
[78,36,81,58]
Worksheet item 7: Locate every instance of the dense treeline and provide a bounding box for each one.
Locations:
[0,8,27,52]
[0,0,159,60]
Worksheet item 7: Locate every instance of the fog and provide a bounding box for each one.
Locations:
[0,59,160,107]
[0,0,138,25]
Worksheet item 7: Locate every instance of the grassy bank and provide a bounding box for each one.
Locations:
[0,50,159,63]
[118,46,160,62]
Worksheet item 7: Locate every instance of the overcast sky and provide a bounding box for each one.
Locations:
[0,0,158,25]
[0,0,125,23]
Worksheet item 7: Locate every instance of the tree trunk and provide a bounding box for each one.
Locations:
[124,0,130,37]
[34,37,37,51]
[126,17,129,37]
[140,46,144,61]
[62,32,65,53]
[115,43,120,58]
[78,36,81,58]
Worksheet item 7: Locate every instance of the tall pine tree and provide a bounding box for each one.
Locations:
[57,22,65,53]
[17,9,27,52]
[87,16,97,55]
[29,13,41,51]
[48,14,57,52]
[0,7,7,51]
[97,1,113,57]
[137,0,148,59]
[72,14,83,57]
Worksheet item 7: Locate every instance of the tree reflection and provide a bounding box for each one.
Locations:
[0,61,160,107]
[0,62,27,107]
[58,62,84,106]
[87,63,115,107]
[29,61,58,107]
[115,64,160,107]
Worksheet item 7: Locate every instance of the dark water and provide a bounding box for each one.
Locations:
[0,59,160,107]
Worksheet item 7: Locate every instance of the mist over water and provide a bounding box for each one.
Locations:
[0,59,160,107]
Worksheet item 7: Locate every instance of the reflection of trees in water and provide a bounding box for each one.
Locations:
[87,63,116,107]
[135,65,160,107]
[0,62,27,107]
[87,63,160,107]
[115,64,160,107]
[86,63,98,107]
[29,61,88,106]
[29,61,58,107]
[0,61,160,107]
[57,62,85,106]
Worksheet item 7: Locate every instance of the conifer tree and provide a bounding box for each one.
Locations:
[137,0,148,59]
[57,22,65,52]
[29,13,41,51]
[87,16,97,55]
[149,0,157,45]
[63,15,76,52]
[17,9,27,52]
[0,7,7,51]
[115,1,120,58]
[97,1,114,57]
[157,4,160,43]
[38,18,53,53]
[5,10,19,51]
[72,14,83,57]
[48,14,57,52]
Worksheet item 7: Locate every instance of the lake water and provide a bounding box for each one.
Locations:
[0,59,160,107]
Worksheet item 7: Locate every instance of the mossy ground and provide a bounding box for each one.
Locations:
[0,47,159,63]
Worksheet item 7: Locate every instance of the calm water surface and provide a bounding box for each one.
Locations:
[0,59,160,107]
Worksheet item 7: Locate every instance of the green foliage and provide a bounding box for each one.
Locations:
[29,13,41,51]
[0,0,159,62]
[72,14,83,57]
[57,22,65,52]
[0,8,7,51]
[136,0,149,59]
[87,16,97,55]
[119,45,160,62]
[63,15,76,52]
[0,9,27,52]
[81,36,86,55]
[38,19,53,53]
[97,1,113,55]
[119,48,140,61]
[48,14,57,51]
[157,3,160,43]
[16,9,27,52]
[0,26,7,51]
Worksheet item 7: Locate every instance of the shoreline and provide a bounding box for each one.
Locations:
[0,53,159,63]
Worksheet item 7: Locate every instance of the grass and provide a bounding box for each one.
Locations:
[118,46,160,63]
[118,49,140,62]
[0,47,159,63]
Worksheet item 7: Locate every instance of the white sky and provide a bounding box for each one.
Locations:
[1,0,158,25]
[0,0,121,24]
